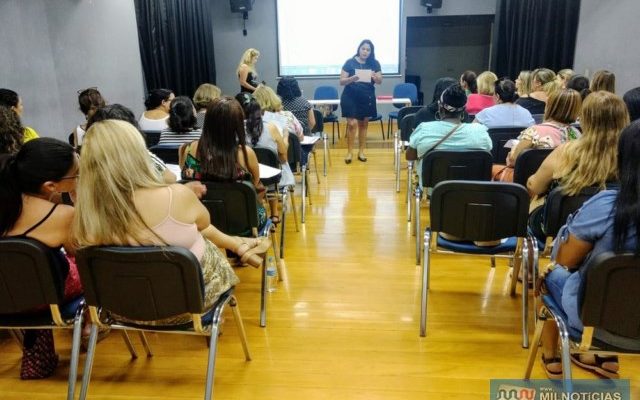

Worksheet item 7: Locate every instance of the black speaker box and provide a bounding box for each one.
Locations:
[230,0,252,13]
[420,0,442,8]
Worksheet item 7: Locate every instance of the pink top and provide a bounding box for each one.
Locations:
[518,122,581,148]
[151,187,205,261]
[466,94,496,115]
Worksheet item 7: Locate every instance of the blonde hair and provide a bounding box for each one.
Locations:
[516,70,532,96]
[476,71,498,95]
[193,83,222,111]
[590,70,615,93]
[533,68,560,96]
[557,91,629,195]
[544,89,582,124]
[252,85,282,112]
[557,69,574,82]
[73,120,166,247]
[237,48,260,75]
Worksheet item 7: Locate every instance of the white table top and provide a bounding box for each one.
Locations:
[309,97,411,106]
[166,163,281,180]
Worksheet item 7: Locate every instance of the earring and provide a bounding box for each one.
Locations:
[435,111,442,121]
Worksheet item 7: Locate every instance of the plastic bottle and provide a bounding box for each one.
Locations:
[266,256,277,292]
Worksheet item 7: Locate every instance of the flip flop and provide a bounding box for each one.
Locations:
[570,353,619,379]
[541,355,563,379]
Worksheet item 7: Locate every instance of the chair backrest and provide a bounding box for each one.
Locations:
[513,148,553,187]
[430,181,530,240]
[313,86,339,111]
[287,132,302,172]
[253,147,281,186]
[487,127,528,164]
[397,105,422,126]
[580,252,640,345]
[421,150,493,189]
[0,238,66,314]
[399,113,416,142]
[149,144,180,164]
[312,108,324,133]
[142,130,162,148]
[200,181,259,236]
[532,114,544,124]
[76,246,205,321]
[542,186,599,238]
[463,113,475,123]
[392,83,418,109]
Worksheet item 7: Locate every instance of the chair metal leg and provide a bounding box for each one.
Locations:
[289,187,299,232]
[259,256,267,327]
[395,136,401,193]
[121,330,138,359]
[305,167,312,206]
[279,188,287,259]
[301,162,307,224]
[521,238,530,349]
[510,245,522,297]
[415,187,422,264]
[78,324,99,400]
[420,230,432,337]
[67,310,84,400]
[230,296,252,361]
[524,317,545,378]
[138,331,153,357]
[406,161,413,221]
[204,325,219,400]
[555,316,573,384]
[312,151,320,184]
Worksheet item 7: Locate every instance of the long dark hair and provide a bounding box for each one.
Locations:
[0,138,75,235]
[197,97,248,180]
[0,88,19,108]
[353,39,377,63]
[235,92,263,146]
[461,71,477,94]
[144,89,173,110]
[0,105,24,154]
[613,121,640,254]
[168,96,197,132]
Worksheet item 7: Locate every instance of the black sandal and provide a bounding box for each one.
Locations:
[570,354,619,379]
[541,355,563,379]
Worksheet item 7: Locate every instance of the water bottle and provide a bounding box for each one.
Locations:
[266,256,277,292]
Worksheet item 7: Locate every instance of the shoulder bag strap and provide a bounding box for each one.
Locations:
[420,123,461,159]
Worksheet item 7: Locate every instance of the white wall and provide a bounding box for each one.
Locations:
[573,0,640,94]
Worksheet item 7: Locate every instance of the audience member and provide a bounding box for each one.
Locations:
[474,78,535,128]
[71,87,105,148]
[516,68,559,114]
[193,83,222,129]
[459,70,477,95]
[139,88,174,131]
[158,96,201,146]
[515,70,533,98]
[414,77,457,126]
[566,74,591,100]
[253,84,304,140]
[538,120,640,379]
[556,68,574,88]
[0,105,25,155]
[277,77,316,135]
[0,88,39,142]
[466,71,498,114]
[623,87,640,122]
[0,138,82,379]
[590,70,615,93]
[237,48,261,93]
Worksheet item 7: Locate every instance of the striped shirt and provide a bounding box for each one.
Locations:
[158,130,201,146]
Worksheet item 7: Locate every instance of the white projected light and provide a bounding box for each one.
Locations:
[276,0,401,76]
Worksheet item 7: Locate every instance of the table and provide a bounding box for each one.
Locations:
[308,97,412,107]
[167,163,281,181]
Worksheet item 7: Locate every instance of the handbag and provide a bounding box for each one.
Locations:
[20,329,59,379]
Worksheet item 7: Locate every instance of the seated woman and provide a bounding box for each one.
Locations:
[538,120,640,379]
[516,68,559,115]
[253,84,304,141]
[277,76,315,136]
[158,96,201,146]
[474,78,535,128]
[566,74,591,100]
[0,105,25,155]
[414,77,457,126]
[492,88,582,181]
[527,91,630,242]
[465,71,497,115]
[555,68,574,89]
[515,70,532,98]
[193,83,222,129]
[75,121,270,298]
[71,87,105,148]
[138,89,174,131]
[0,138,82,379]
[0,88,39,142]
[237,93,294,223]
[180,97,268,231]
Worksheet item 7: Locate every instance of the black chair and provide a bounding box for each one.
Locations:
[75,246,251,400]
[487,127,528,164]
[532,114,544,124]
[393,106,422,179]
[253,147,282,188]
[387,83,418,139]
[414,150,493,264]
[421,181,534,348]
[525,252,640,382]
[149,144,180,164]
[312,108,331,176]
[200,181,280,327]
[463,113,475,123]
[288,132,302,173]
[512,148,553,187]
[396,113,417,220]
[0,238,85,400]
[141,130,162,148]
[313,86,340,142]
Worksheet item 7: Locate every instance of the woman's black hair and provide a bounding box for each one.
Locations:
[235,92,263,146]
[353,39,376,62]
[78,88,105,116]
[461,71,477,94]
[566,74,591,100]
[0,138,75,235]
[614,120,640,255]
[431,77,457,105]
[86,103,139,130]
[438,84,467,118]
[0,88,19,108]
[623,87,640,122]
[0,105,24,154]
[144,89,173,110]
[277,76,302,100]
[494,78,518,103]
[168,96,197,132]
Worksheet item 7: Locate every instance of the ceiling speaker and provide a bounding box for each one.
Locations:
[230,0,252,13]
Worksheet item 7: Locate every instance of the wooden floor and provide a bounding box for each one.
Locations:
[1,124,638,399]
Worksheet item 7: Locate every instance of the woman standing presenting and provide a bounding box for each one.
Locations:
[237,48,261,93]
[339,39,382,163]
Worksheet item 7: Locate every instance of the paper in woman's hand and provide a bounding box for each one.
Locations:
[355,69,372,83]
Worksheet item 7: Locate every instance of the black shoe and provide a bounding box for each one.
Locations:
[357,153,367,162]
[344,154,352,164]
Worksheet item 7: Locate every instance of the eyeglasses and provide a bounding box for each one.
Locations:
[77,87,98,95]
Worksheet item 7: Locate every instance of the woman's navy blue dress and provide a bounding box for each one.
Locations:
[340,57,381,120]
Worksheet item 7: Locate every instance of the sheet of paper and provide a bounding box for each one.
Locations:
[504,139,520,149]
[165,163,181,178]
[355,69,372,83]
[259,163,282,179]
[262,111,288,135]
[301,135,320,145]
